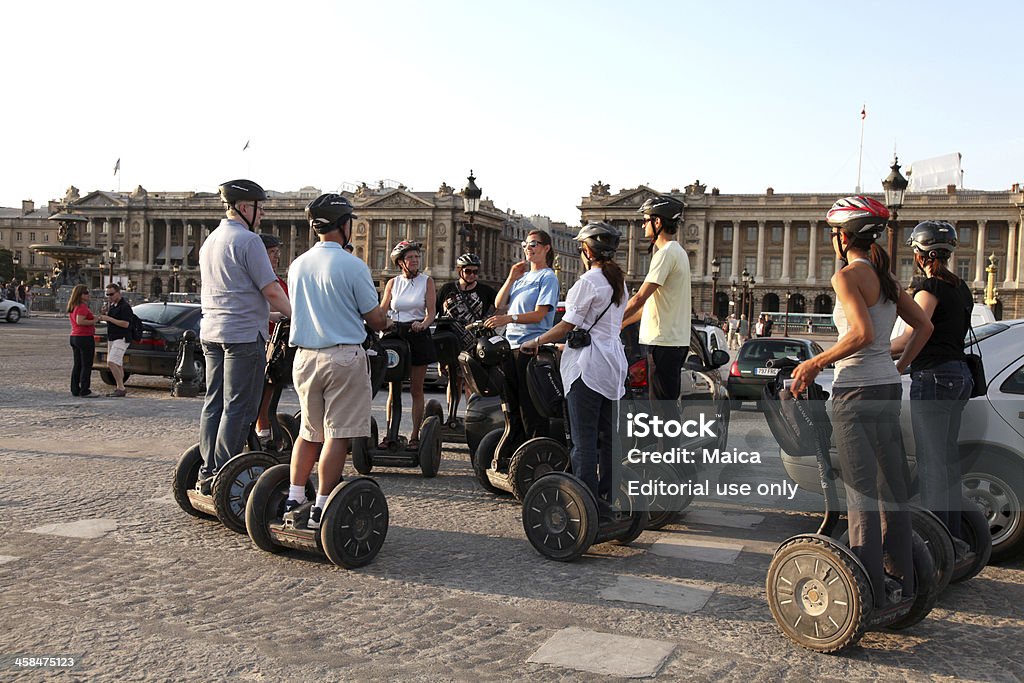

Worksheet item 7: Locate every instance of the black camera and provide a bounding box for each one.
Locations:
[565,329,591,349]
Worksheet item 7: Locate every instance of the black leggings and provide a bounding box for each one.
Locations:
[70,335,95,396]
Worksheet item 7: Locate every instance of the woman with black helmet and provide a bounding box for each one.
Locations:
[891,221,976,561]
[437,252,497,402]
[378,240,436,449]
[790,195,934,610]
[520,223,627,506]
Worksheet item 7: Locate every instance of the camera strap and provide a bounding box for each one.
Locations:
[584,299,614,335]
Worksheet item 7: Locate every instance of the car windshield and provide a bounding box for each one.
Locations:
[133,302,197,326]
[738,340,807,363]
[968,322,1008,345]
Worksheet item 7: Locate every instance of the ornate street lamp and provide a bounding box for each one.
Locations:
[740,268,751,325]
[748,276,757,323]
[171,261,181,294]
[106,247,118,288]
[710,257,721,320]
[784,291,791,336]
[882,157,908,275]
[462,170,482,256]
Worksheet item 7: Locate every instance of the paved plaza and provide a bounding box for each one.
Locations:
[1,316,1022,681]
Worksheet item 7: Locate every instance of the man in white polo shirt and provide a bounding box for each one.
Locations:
[283,193,391,530]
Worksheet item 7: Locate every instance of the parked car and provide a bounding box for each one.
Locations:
[1,298,28,323]
[727,337,828,405]
[779,319,1024,562]
[92,302,205,390]
[693,322,728,357]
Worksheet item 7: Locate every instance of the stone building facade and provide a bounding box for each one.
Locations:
[579,180,1024,320]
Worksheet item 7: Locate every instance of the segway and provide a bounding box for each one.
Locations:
[245,463,389,568]
[350,322,443,477]
[761,358,941,653]
[431,315,470,444]
[459,325,570,500]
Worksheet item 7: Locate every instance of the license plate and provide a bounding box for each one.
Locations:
[755,367,780,376]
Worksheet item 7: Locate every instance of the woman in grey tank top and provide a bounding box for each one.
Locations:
[790,196,934,610]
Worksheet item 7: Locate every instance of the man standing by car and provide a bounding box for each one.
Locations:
[97,282,132,397]
[282,193,390,529]
[622,195,691,401]
[196,179,291,494]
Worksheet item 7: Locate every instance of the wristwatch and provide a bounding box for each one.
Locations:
[511,314,519,323]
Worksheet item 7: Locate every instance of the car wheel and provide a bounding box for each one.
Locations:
[962,454,1024,562]
[99,370,116,386]
[6,307,21,323]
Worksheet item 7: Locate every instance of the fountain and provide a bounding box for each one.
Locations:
[29,195,102,294]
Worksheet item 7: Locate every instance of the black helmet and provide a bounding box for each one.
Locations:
[825,195,889,240]
[391,240,422,265]
[474,334,511,367]
[456,253,481,268]
[638,195,684,223]
[907,220,957,256]
[575,222,621,260]
[219,179,267,204]
[259,233,281,250]
[306,193,357,234]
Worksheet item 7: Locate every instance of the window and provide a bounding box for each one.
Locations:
[987,225,1001,243]
[85,223,92,235]
[820,256,835,278]
[796,226,808,243]
[959,225,972,244]
[1000,363,1024,395]
[794,256,808,279]
[899,258,914,283]
[45,234,49,242]
[719,256,732,278]
[373,249,385,270]
[768,256,782,279]
[956,259,971,280]
[396,222,407,239]
[416,222,427,239]
[746,226,758,242]
[744,256,757,276]
[0,231,3,240]
[185,224,192,237]
[29,232,35,241]
[722,226,733,242]
[903,225,914,242]
[374,222,386,239]
[16,232,22,241]
[99,222,107,234]
[771,226,783,243]
[821,225,832,243]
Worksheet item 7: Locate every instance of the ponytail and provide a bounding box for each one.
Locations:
[599,259,625,305]
[865,242,900,303]
[921,252,960,287]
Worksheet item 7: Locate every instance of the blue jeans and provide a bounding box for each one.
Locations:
[910,360,973,538]
[566,378,614,503]
[199,341,265,478]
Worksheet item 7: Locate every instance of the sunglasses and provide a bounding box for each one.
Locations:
[105,293,116,297]
[462,268,479,275]
[521,240,543,249]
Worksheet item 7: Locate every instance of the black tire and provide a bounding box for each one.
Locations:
[6,307,21,323]
[766,537,870,653]
[352,417,378,475]
[951,498,993,583]
[320,478,389,568]
[245,463,291,554]
[910,507,955,595]
[171,443,212,519]
[508,437,570,501]
[886,532,938,630]
[418,416,443,478]
[424,398,444,422]
[213,451,279,534]
[646,510,680,530]
[962,453,1024,562]
[473,429,506,495]
[522,472,599,562]
[629,459,688,530]
[276,412,300,453]
[99,369,116,386]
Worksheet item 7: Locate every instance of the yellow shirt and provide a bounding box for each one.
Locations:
[639,240,691,347]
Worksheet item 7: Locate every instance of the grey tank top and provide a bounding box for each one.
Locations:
[832,258,901,388]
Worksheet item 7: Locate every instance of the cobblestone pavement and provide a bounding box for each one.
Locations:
[1,317,1022,681]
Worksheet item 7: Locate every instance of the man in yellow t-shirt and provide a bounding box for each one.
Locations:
[622,195,691,400]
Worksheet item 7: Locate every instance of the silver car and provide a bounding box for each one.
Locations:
[779,320,1024,562]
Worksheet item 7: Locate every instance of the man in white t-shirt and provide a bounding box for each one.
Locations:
[621,195,691,401]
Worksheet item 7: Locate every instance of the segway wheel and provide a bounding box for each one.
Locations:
[172,443,212,519]
[910,507,955,594]
[629,460,685,530]
[473,429,505,495]
[418,416,442,478]
[213,451,279,534]
[886,531,939,630]
[522,473,599,562]
[766,537,870,653]
[276,412,301,452]
[245,464,291,553]
[424,398,444,422]
[508,437,570,501]
[951,498,992,583]
[320,478,389,568]
[352,418,378,475]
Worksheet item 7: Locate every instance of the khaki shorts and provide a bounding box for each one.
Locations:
[293,345,372,442]
[108,338,130,366]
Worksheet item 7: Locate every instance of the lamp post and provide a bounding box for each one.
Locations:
[748,276,757,323]
[730,281,738,315]
[106,247,118,288]
[882,157,908,275]
[784,291,791,336]
[462,170,482,256]
[171,262,180,295]
[741,268,751,327]
[710,257,720,320]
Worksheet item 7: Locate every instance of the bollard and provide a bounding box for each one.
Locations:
[171,329,201,398]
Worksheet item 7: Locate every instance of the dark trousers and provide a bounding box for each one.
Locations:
[70,335,95,396]
[648,345,686,402]
[566,378,614,502]
[832,383,914,605]
[513,349,548,440]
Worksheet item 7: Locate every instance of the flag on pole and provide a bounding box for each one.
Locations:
[242,140,250,151]
[114,158,121,175]
[861,105,866,120]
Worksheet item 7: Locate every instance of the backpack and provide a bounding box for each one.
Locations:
[129,313,144,342]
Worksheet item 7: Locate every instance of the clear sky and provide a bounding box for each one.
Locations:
[2,1,1021,223]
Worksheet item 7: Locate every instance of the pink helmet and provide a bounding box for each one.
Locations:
[825,196,889,240]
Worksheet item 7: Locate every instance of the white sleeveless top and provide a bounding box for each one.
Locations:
[389,273,429,323]
[832,258,900,388]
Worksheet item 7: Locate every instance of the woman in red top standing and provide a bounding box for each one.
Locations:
[67,284,97,397]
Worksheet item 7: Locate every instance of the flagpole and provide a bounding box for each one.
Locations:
[855,105,865,193]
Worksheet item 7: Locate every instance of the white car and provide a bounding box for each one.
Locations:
[0,298,27,323]
[694,322,729,355]
[779,319,1024,562]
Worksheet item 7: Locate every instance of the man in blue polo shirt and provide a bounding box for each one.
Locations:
[283,193,391,529]
[196,179,291,493]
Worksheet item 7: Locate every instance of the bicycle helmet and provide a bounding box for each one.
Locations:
[391,240,422,265]
[637,195,683,252]
[456,253,481,268]
[574,222,621,261]
[305,193,357,234]
[907,220,957,258]
[825,195,889,240]
[219,179,268,204]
